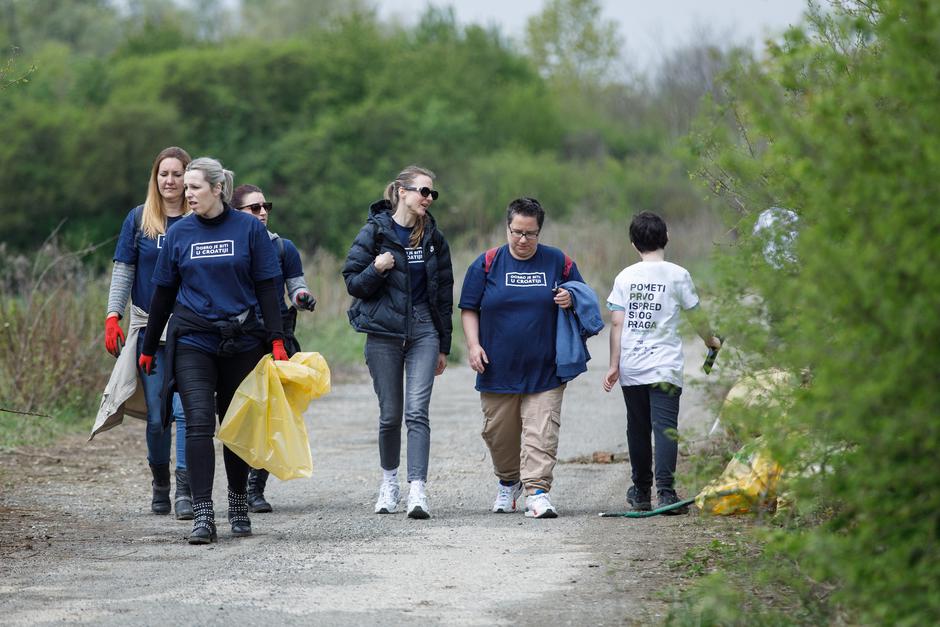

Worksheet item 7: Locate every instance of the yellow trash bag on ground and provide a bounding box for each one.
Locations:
[695,438,782,515]
[218,352,331,480]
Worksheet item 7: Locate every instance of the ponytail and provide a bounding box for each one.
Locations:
[221,169,234,203]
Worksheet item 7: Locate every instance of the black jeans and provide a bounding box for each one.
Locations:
[621,383,682,492]
[175,343,267,503]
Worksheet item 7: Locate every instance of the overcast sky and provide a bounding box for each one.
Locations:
[376,0,809,73]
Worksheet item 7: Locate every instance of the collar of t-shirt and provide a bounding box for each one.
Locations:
[196,205,231,226]
[392,221,413,248]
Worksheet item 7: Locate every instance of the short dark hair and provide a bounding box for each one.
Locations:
[630,211,668,252]
[506,197,545,229]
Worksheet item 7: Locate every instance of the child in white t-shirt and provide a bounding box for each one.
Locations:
[603,212,721,513]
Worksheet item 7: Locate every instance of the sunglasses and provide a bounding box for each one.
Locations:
[237,202,272,214]
[401,185,439,201]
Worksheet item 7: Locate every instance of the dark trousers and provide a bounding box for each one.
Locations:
[175,344,267,503]
[621,383,682,492]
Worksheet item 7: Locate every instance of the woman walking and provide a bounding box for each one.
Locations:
[104,146,192,519]
[139,157,288,544]
[459,197,588,519]
[232,184,316,513]
[342,166,453,519]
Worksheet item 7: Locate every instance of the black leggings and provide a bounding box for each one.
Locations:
[175,344,267,503]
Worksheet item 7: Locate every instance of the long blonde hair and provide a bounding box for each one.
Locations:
[141,147,192,239]
[384,165,435,248]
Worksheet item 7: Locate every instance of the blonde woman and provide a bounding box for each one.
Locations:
[104,146,192,519]
[342,166,453,519]
[139,157,288,544]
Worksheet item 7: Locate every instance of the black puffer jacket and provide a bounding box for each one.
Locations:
[343,200,454,354]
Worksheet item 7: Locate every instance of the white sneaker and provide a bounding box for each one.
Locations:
[524,491,558,518]
[407,482,430,519]
[374,480,400,514]
[492,481,523,513]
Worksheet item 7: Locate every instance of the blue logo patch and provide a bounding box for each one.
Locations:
[505,272,547,287]
[190,240,235,259]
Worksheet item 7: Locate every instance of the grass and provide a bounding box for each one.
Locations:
[0,236,112,448]
[663,526,840,626]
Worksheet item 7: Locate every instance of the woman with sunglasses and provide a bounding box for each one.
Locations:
[231,184,316,513]
[102,146,193,520]
[342,165,453,519]
[458,197,589,519]
[139,157,288,544]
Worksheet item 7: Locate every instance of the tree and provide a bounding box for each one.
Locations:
[524,0,621,82]
[0,47,33,90]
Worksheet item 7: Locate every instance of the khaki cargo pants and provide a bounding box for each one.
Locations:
[480,384,566,494]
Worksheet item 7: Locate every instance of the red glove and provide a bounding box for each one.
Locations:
[272,339,289,361]
[139,353,156,375]
[105,315,126,357]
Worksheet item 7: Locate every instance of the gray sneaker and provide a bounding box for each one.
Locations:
[657,490,690,515]
[627,485,652,511]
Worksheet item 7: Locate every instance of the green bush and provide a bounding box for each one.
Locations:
[0,238,110,447]
[685,1,940,623]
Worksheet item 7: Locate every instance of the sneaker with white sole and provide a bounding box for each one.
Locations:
[492,481,523,513]
[407,483,430,519]
[374,480,400,514]
[524,491,558,518]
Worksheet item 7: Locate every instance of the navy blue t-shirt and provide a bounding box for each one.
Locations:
[458,244,583,393]
[112,206,184,313]
[272,235,304,316]
[153,208,282,353]
[393,222,429,306]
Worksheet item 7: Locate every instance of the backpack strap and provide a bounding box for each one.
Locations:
[133,205,144,250]
[562,254,573,280]
[268,230,287,265]
[483,247,500,273]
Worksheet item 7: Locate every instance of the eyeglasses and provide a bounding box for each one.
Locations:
[237,202,272,214]
[401,185,439,200]
[508,228,540,240]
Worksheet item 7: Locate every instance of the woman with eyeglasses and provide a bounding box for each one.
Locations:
[458,197,589,519]
[139,157,288,544]
[101,146,193,520]
[231,184,316,513]
[342,165,454,519]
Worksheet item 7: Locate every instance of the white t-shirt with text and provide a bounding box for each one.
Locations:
[606,260,699,387]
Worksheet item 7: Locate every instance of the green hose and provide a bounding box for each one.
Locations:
[598,497,696,518]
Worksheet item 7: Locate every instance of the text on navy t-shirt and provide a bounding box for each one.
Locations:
[458,244,583,393]
[152,208,282,352]
[393,221,429,305]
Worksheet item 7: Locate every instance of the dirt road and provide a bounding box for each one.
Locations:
[0,333,729,625]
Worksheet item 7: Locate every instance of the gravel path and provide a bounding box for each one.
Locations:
[0,332,729,625]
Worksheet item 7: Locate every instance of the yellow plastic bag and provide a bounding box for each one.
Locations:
[218,351,331,480]
[695,439,782,515]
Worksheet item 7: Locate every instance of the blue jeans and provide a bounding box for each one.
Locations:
[622,383,682,491]
[137,334,186,469]
[364,303,440,483]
